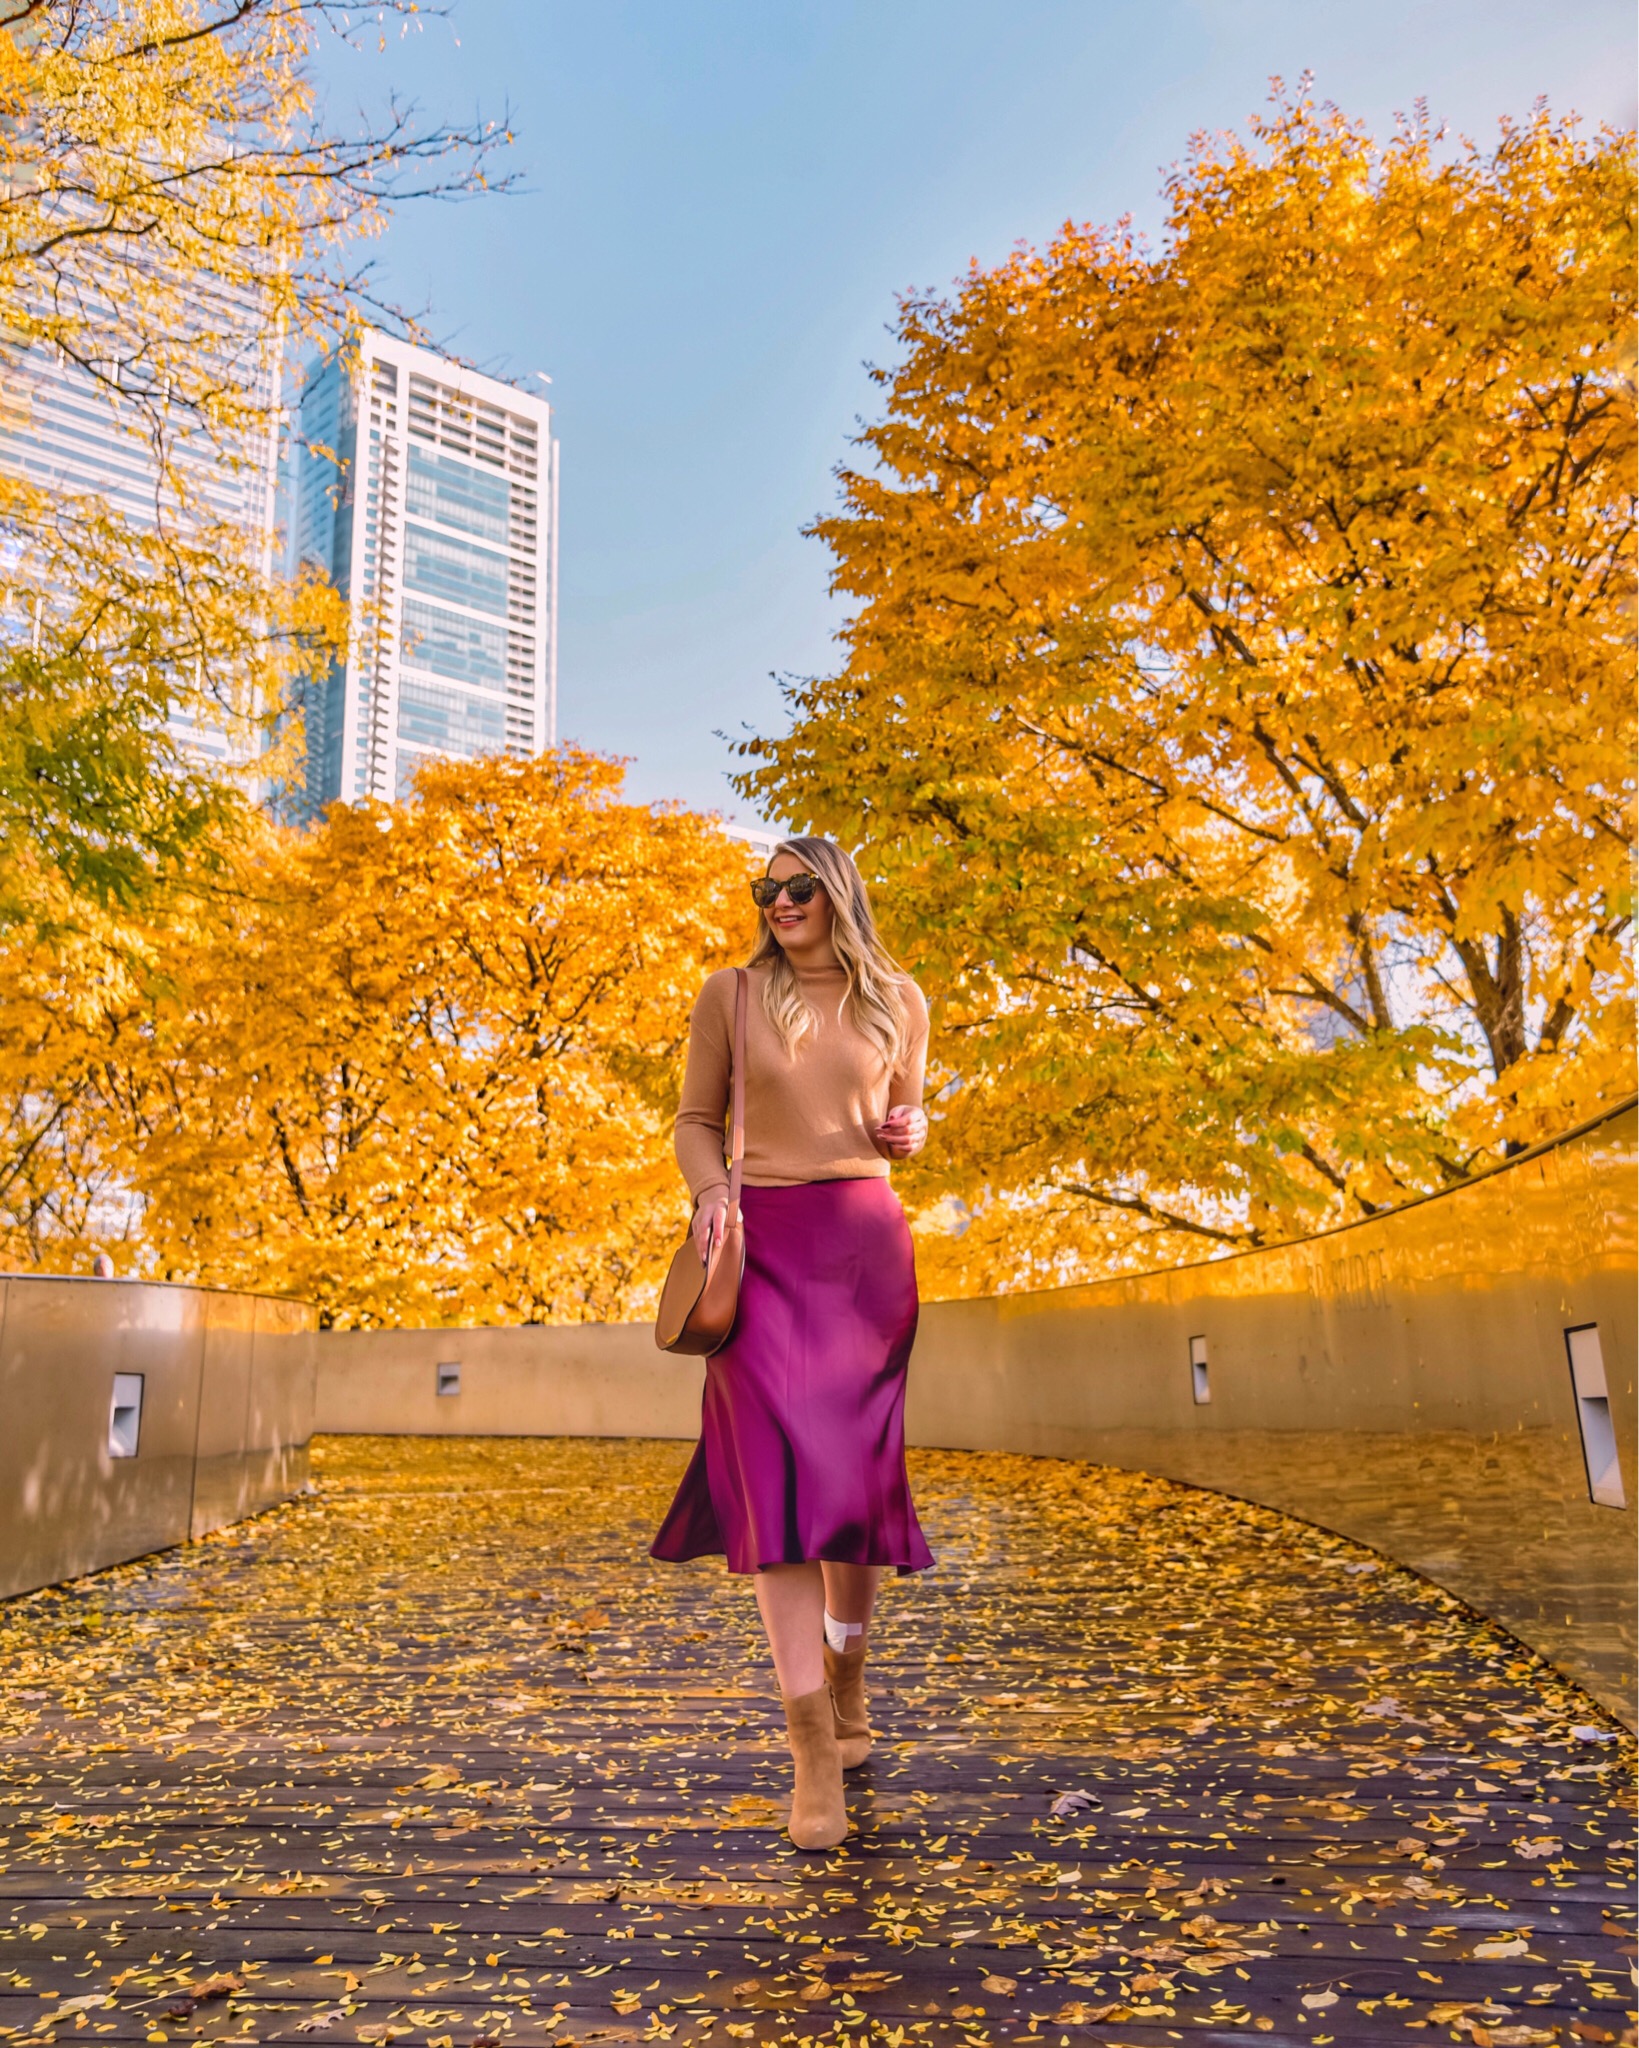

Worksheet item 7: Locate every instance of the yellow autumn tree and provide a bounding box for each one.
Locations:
[38,751,744,1325]
[0,0,512,1262]
[0,0,510,938]
[740,94,1637,1288]
[0,927,137,1263]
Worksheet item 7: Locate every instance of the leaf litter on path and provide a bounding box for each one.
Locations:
[0,1435,1632,2045]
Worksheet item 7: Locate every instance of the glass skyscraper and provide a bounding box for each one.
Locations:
[0,294,282,769]
[288,329,558,811]
[0,301,282,544]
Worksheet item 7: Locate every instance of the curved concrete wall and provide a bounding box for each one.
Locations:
[0,1277,318,1600]
[314,1103,1637,1723]
[906,1102,1636,1725]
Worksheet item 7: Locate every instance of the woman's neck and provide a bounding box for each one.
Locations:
[779,939,841,975]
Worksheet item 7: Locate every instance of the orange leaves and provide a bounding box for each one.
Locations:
[133,750,748,1324]
[0,3,509,450]
[0,2,500,945]
[2,1434,1634,2044]
[742,92,1636,1285]
[1,748,752,1321]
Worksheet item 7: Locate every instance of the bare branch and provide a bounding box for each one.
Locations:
[1056,1179,1258,1247]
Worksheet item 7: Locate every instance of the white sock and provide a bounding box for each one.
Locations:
[824,1610,865,1654]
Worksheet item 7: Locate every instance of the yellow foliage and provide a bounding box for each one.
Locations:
[2,1435,1625,2027]
[740,93,1637,1278]
[0,0,502,448]
[0,928,139,1260]
[0,0,504,936]
[1,751,753,1325]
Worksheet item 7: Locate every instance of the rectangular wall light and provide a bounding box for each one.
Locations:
[1189,1334,1210,1405]
[436,1362,462,1398]
[108,1373,144,1459]
[1564,1325,1625,1508]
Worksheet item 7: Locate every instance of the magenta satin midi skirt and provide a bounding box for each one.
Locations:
[650,1177,935,1575]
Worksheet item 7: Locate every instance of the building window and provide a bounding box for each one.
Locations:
[399,598,507,692]
[403,523,509,616]
[405,442,510,544]
[397,679,506,755]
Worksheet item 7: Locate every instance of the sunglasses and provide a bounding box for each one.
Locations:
[750,871,823,909]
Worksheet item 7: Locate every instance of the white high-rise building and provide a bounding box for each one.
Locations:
[0,300,282,768]
[288,329,558,812]
[0,306,282,547]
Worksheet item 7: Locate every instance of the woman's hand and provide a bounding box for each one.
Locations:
[692,1193,730,1263]
[873,1104,928,1160]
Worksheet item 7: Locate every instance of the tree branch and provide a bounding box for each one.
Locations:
[1056,1178,1258,1247]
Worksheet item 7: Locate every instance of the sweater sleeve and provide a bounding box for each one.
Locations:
[673,971,735,1204]
[888,979,930,1113]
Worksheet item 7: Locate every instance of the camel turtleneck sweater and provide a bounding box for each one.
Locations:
[673,960,930,1203]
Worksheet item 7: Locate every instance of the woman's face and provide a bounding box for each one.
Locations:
[763,851,836,954]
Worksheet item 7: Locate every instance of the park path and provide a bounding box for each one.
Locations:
[0,1437,1633,2048]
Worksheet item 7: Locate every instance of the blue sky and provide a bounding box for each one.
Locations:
[313,0,1636,830]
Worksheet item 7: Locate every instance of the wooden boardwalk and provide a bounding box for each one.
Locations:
[1,1437,1633,2048]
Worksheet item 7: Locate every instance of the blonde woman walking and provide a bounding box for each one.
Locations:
[651,837,931,1850]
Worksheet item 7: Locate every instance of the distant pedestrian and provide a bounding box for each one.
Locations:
[652,836,932,1850]
[90,1252,115,1279]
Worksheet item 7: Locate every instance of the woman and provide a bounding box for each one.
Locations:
[651,836,932,1851]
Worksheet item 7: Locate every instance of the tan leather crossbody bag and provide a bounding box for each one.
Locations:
[654,967,747,1356]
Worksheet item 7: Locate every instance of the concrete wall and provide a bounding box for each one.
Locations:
[906,1103,1637,1725]
[0,1277,318,1600]
[314,1103,1637,1724]
[315,1321,702,1439]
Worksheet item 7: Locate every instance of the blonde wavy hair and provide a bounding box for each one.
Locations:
[748,837,910,1069]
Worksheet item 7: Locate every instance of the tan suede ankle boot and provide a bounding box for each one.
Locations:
[825,1642,872,1769]
[782,1684,848,1850]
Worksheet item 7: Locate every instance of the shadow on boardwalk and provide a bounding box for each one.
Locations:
[0,1437,1633,2047]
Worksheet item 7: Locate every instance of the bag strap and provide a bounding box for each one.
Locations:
[726,967,748,1219]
